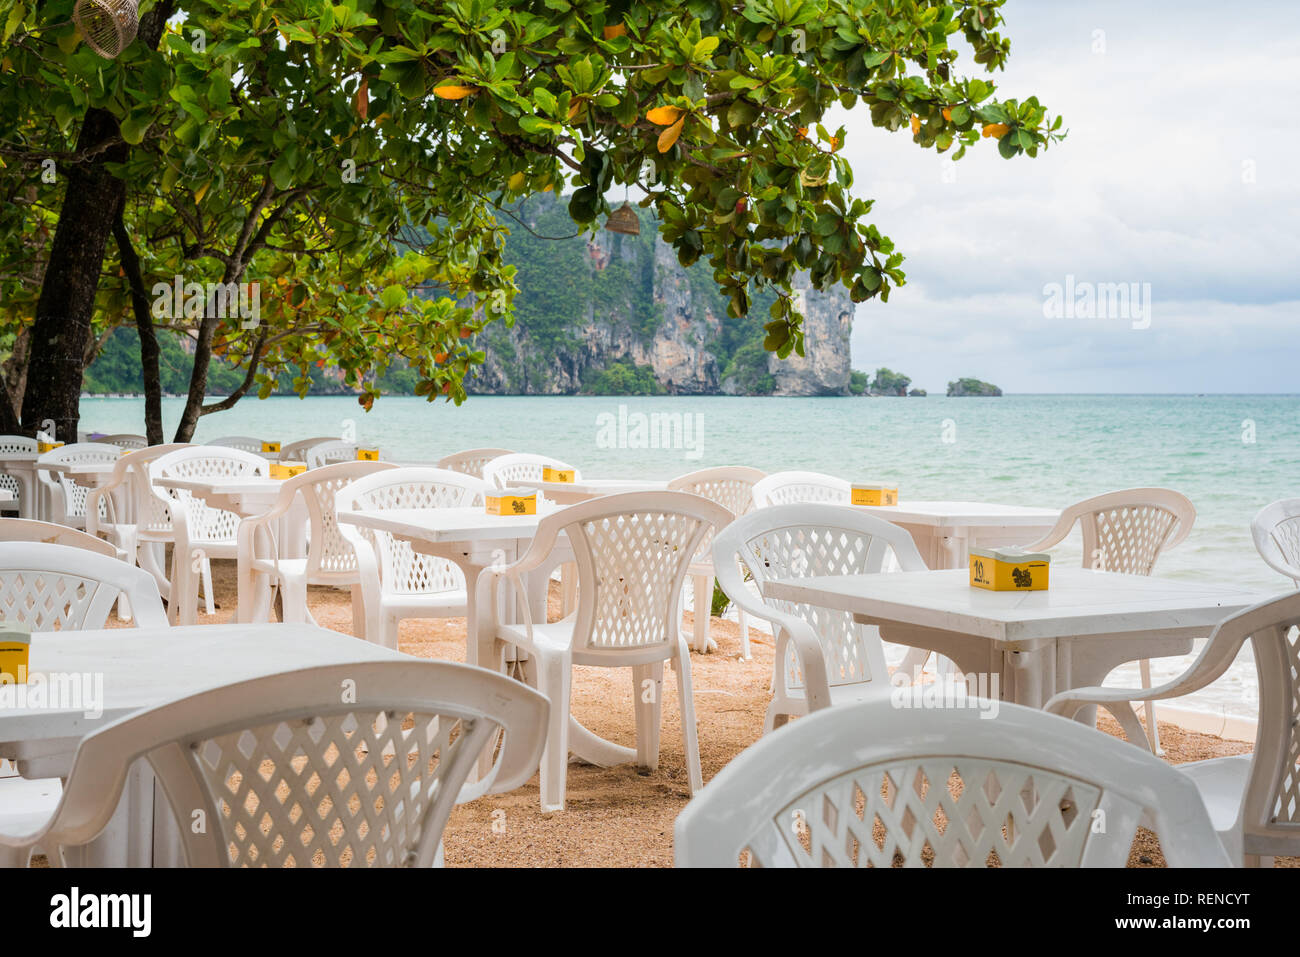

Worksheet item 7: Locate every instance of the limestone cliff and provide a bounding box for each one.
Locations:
[467,194,852,396]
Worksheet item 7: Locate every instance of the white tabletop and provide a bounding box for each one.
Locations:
[512,478,670,497]
[337,505,558,545]
[763,567,1265,644]
[854,500,1060,528]
[0,623,410,748]
[154,475,285,497]
[0,488,11,502]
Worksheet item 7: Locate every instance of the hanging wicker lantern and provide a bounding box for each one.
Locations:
[73,0,139,59]
[604,201,641,235]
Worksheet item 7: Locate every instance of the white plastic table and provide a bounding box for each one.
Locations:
[0,452,41,519]
[154,473,308,556]
[853,500,1060,570]
[511,477,670,505]
[763,567,1264,708]
[0,622,411,866]
[336,505,635,769]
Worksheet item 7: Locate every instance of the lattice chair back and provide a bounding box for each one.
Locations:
[0,541,167,630]
[119,444,191,537]
[336,468,489,596]
[205,436,270,455]
[1253,499,1300,587]
[436,448,515,479]
[99,434,147,450]
[306,441,376,469]
[282,461,398,580]
[482,452,581,490]
[713,504,927,699]
[674,698,1231,867]
[20,662,548,867]
[668,466,765,564]
[0,518,117,558]
[278,437,340,464]
[149,447,268,545]
[1025,487,1195,576]
[0,435,37,456]
[752,470,851,509]
[534,492,732,663]
[37,443,120,522]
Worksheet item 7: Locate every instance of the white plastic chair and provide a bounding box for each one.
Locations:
[667,466,766,657]
[336,467,489,649]
[751,470,851,509]
[149,446,268,625]
[35,443,120,529]
[98,434,147,451]
[237,461,397,630]
[482,452,582,490]
[0,660,548,867]
[1047,590,1300,867]
[0,435,38,515]
[205,435,274,455]
[85,444,191,604]
[0,541,169,868]
[0,540,168,631]
[713,504,928,732]
[674,697,1231,867]
[436,448,514,479]
[1252,498,1300,586]
[1025,487,1195,753]
[0,518,118,558]
[278,436,340,464]
[307,440,378,469]
[477,491,732,811]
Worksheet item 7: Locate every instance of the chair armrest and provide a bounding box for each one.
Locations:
[773,617,832,712]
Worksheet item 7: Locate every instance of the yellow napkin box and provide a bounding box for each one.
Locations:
[486,489,538,516]
[37,441,63,454]
[356,448,380,461]
[261,441,282,453]
[970,547,1050,591]
[852,483,898,506]
[542,466,575,483]
[0,625,31,683]
[269,462,307,480]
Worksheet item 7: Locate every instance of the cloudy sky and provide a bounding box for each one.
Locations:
[828,0,1299,393]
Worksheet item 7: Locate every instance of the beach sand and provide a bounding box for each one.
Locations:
[78,561,1294,868]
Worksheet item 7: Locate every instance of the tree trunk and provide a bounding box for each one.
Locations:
[19,108,128,441]
[16,3,174,441]
[0,326,29,432]
[112,205,165,445]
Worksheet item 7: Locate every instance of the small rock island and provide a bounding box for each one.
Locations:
[946,378,1002,397]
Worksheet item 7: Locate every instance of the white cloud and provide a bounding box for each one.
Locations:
[832,0,1300,390]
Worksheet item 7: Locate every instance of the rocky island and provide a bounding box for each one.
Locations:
[947,378,1002,396]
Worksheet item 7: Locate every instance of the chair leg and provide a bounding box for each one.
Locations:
[281,578,308,624]
[0,845,31,868]
[1244,855,1274,868]
[632,662,664,771]
[673,648,703,794]
[738,606,751,660]
[691,574,713,654]
[1138,658,1162,754]
[379,614,400,651]
[350,584,365,636]
[200,557,216,616]
[560,563,578,617]
[535,654,572,812]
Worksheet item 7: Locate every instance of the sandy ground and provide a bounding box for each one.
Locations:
[89,560,1294,867]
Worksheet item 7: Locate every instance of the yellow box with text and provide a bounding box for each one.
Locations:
[37,441,63,454]
[851,483,898,507]
[356,448,380,462]
[0,625,31,683]
[969,547,1050,591]
[261,441,282,454]
[485,490,537,516]
[542,467,575,483]
[269,463,307,480]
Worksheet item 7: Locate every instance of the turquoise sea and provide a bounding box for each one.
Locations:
[80,393,1300,720]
